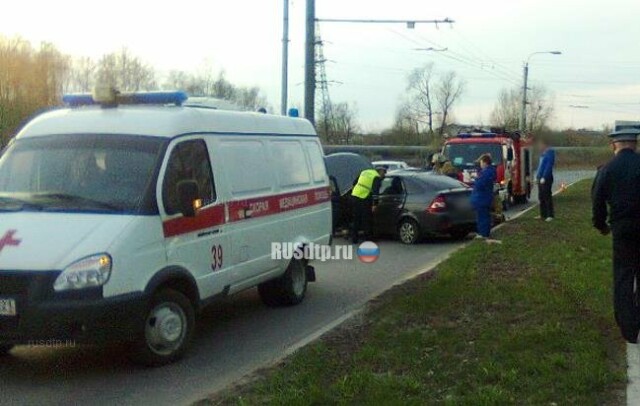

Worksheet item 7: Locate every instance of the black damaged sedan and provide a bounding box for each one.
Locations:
[373,171,476,244]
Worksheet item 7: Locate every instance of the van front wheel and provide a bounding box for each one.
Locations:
[0,344,14,356]
[259,259,308,307]
[130,288,195,367]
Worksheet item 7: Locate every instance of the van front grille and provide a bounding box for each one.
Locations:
[0,274,31,296]
[0,271,60,300]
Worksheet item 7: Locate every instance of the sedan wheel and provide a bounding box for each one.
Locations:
[398,218,420,244]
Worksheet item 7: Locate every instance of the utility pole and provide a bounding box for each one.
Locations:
[519,63,529,133]
[280,0,289,116]
[519,51,562,133]
[304,0,316,124]
[316,24,334,142]
[303,4,453,126]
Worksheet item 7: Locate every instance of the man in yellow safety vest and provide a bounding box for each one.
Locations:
[351,166,387,244]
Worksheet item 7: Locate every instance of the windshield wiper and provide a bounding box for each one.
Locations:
[33,193,124,212]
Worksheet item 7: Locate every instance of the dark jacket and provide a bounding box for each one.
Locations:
[536,148,555,180]
[592,149,640,235]
[471,165,496,208]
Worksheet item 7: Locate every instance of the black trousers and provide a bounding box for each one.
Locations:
[538,176,554,218]
[351,196,373,243]
[612,231,640,343]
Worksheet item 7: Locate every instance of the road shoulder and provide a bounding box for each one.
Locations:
[199,179,626,405]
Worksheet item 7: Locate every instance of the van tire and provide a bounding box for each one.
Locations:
[258,259,308,307]
[129,288,195,367]
[0,344,14,356]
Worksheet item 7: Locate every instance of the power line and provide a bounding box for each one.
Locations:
[316,17,455,26]
[388,27,520,87]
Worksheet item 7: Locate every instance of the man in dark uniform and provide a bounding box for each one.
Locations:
[592,129,640,343]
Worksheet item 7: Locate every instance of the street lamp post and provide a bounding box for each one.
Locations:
[519,51,562,133]
[281,0,290,116]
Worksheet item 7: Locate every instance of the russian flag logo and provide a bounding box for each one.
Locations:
[357,241,380,264]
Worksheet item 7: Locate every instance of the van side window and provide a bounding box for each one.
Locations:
[163,139,216,215]
[304,141,327,183]
[218,140,273,197]
[271,141,311,188]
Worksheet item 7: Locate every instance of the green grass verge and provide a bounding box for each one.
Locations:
[555,147,611,170]
[206,180,625,405]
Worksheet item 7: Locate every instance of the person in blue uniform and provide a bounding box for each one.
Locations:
[471,154,497,240]
[536,138,556,221]
[592,129,640,343]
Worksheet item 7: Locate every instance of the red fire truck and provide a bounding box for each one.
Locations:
[442,130,534,207]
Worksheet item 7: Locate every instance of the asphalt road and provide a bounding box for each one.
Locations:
[0,170,594,406]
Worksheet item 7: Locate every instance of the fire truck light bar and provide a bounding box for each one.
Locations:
[63,91,188,107]
[457,132,498,138]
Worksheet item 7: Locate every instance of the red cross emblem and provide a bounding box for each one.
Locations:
[0,230,21,254]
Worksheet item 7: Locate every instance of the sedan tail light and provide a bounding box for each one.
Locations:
[427,195,447,213]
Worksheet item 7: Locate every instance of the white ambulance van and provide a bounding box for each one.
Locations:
[0,91,332,365]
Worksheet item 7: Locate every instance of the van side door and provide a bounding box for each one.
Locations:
[158,138,230,300]
[215,138,280,289]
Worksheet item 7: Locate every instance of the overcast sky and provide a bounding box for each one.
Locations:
[3,0,639,131]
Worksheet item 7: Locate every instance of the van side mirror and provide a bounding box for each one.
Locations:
[507,148,514,162]
[177,180,200,217]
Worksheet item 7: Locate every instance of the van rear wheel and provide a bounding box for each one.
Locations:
[0,344,14,356]
[259,259,308,307]
[130,288,195,367]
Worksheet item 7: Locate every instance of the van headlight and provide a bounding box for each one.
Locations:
[54,254,112,291]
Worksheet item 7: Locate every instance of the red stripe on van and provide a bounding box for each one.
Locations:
[162,186,331,238]
[162,205,225,238]
[227,186,331,222]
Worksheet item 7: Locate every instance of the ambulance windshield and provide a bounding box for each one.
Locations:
[0,134,164,213]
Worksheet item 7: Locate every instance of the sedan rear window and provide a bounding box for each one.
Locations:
[418,174,468,190]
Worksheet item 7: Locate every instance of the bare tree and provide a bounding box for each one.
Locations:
[67,56,96,92]
[406,63,436,133]
[317,102,359,145]
[332,102,359,145]
[95,48,156,91]
[490,85,554,132]
[435,71,465,136]
[161,66,268,111]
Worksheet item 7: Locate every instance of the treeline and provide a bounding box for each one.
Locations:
[318,63,466,149]
[0,38,68,145]
[0,37,267,146]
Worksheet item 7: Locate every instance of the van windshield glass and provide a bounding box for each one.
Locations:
[444,143,503,168]
[0,135,164,213]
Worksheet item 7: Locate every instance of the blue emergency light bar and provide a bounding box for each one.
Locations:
[457,132,498,138]
[62,94,94,106]
[63,91,188,107]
